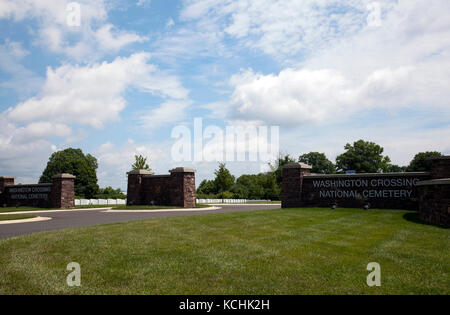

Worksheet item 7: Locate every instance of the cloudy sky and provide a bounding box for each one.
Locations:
[0,0,449,190]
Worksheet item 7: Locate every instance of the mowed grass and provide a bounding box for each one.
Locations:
[112,204,211,210]
[0,214,36,221]
[0,207,448,295]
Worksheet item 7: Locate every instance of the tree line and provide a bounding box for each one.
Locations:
[197,140,443,200]
[38,140,443,200]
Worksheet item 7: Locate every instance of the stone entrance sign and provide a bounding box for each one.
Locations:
[0,174,76,209]
[282,156,450,227]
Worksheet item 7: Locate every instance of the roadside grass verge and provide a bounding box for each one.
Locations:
[110,204,211,210]
[0,204,211,213]
[0,205,113,213]
[0,214,36,221]
[0,207,448,294]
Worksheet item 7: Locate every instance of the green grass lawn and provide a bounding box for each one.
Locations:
[112,204,211,210]
[0,214,36,221]
[0,207,448,295]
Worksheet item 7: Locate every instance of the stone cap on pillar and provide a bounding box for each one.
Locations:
[282,162,312,169]
[52,173,76,179]
[0,176,15,179]
[127,169,154,175]
[170,167,196,173]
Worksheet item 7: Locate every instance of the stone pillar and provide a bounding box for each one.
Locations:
[417,179,450,227]
[51,174,75,209]
[281,163,312,208]
[430,156,450,179]
[0,176,15,194]
[126,170,154,206]
[170,167,196,208]
[417,156,450,227]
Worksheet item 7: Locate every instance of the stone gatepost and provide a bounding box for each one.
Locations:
[430,156,450,179]
[0,176,14,194]
[51,173,76,209]
[170,167,196,208]
[0,176,14,206]
[417,156,450,227]
[126,169,154,206]
[281,163,312,208]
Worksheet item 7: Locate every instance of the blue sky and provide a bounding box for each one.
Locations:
[0,0,449,190]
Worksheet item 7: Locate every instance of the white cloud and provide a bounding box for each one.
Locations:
[0,114,54,181]
[180,0,396,60]
[0,0,146,60]
[95,139,167,189]
[6,52,189,128]
[94,24,148,51]
[140,100,193,129]
[219,0,450,126]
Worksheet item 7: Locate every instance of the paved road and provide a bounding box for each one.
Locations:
[0,204,281,239]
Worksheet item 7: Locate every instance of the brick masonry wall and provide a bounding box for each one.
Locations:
[418,182,450,227]
[127,168,196,208]
[430,156,450,179]
[0,174,75,209]
[281,165,311,208]
[300,173,430,210]
[51,175,75,209]
[281,156,450,217]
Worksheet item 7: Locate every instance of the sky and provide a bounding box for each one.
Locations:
[0,0,449,190]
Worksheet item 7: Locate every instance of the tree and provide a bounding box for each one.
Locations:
[213,163,235,199]
[299,152,336,174]
[95,187,126,199]
[132,155,151,171]
[39,148,99,198]
[197,179,217,198]
[407,151,442,172]
[335,140,391,173]
[269,154,296,187]
[387,164,407,173]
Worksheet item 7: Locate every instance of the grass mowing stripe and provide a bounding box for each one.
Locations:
[0,207,448,294]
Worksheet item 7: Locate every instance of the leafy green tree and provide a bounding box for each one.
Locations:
[299,152,336,174]
[214,163,235,199]
[335,140,391,173]
[387,164,407,173]
[407,151,442,172]
[269,154,296,186]
[197,179,217,197]
[39,148,99,198]
[132,155,151,171]
[231,183,250,199]
[95,187,126,199]
[262,172,280,200]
